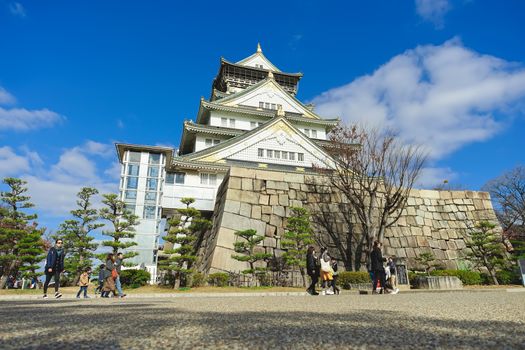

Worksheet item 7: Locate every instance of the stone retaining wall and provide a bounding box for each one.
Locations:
[198,167,499,273]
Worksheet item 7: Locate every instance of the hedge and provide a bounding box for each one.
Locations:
[119,269,151,288]
[207,272,229,287]
[430,270,482,285]
[338,271,371,289]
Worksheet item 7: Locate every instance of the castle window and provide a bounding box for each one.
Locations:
[213,139,220,145]
[298,153,304,161]
[165,173,175,184]
[282,151,288,160]
[311,130,318,138]
[267,150,273,158]
[229,119,236,127]
[259,102,264,109]
[289,152,295,161]
[274,151,281,159]
[175,172,185,184]
[304,129,310,137]
[258,148,264,157]
[205,139,212,146]
[221,118,227,127]
[200,173,217,186]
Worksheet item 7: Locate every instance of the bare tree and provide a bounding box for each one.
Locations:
[482,166,525,241]
[321,124,426,266]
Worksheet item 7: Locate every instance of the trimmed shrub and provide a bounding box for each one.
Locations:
[338,271,370,289]
[119,269,151,288]
[207,272,229,287]
[190,272,206,287]
[496,268,521,285]
[430,270,482,285]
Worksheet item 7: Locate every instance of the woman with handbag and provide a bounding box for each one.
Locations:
[319,248,334,295]
[101,253,117,298]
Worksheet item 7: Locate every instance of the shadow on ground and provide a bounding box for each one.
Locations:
[0,299,522,349]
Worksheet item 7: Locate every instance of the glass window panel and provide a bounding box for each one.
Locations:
[213,139,220,145]
[271,103,276,110]
[282,151,288,160]
[145,192,157,201]
[221,117,227,126]
[205,139,212,146]
[267,150,273,158]
[143,205,156,219]
[166,173,175,184]
[146,178,158,191]
[209,174,217,185]
[125,190,137,200]
[259,102,264,108]
[264,102,270,109]
[125,204,136,215]
[258,148,264,157]
[148,166,159,177]
[298,153,304,161]
[311,130,318,138]
[175,172,185,184]
[289,152,295,160]
[229,119,235,127]
[128,151,141,163]
[149,153,161,164]
[126,177,138,189]
[127,164,140,176]
[200,173,208,185]
[274,151,280,159]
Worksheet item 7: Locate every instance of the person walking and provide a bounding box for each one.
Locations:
[370,241,386,294]
[95,264,105,295]
[319,248,334,295]
[306,246,319,295]
[101,254,117,298]
[76,268,91,299]
[43,239,65,299]
[114,252,126,298]
[330,257,340,295]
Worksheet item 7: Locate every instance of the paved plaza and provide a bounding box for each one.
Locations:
[0,291,524,349]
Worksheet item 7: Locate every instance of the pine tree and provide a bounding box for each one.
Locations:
[161,198,211,288]
[232,229,271,285]
[98,193,139,259]
[466,221,508,285]
[0,178,44,288]
[281,207,314,287]
[414,252,436,276]
[54,187,102,284]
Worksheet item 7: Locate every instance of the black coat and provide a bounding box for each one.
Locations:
[370,247,383,272]
[45,247,65,272]
[306,253,317,275]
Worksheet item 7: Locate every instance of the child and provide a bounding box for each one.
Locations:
[95,264,105,295]
[76,268,91,299]
[319,248,334,295]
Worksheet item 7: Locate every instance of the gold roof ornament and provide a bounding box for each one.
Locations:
[276,104,285,117]
[267,70,274,79]
[257,42,262,53]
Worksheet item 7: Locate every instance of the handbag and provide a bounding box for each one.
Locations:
[111,268,118,280]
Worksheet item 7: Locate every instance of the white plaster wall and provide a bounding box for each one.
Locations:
[194,134,230,152]
[209,111,265,131]
[161,172,225,211]
[240,56,276,71]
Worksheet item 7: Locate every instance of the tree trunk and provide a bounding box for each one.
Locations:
[300,268,306,287]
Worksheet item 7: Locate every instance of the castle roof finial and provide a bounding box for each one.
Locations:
[276,104,285,117]
[257,42,262,53]
[267,70,274,79]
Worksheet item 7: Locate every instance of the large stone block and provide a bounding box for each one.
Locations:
[272,205,285,217]
[259,194,269,205]
[267,180,289,191]
[229,167,256,178]
[241,178,253,191]
[253,179,266,192]
[255,170,285,181]
[241,191,259,205]
[265,225,276,237]
[283,173,305,184]
[239,202,251,217]
[251,205,262,220]
[224,200,241,214]
[226,189,243,201]
[261,205,272,215]
[215,227,238,249]
[229,177,242,190]
[279,194,289,206]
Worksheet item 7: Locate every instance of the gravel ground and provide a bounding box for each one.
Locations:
[0,291,524,349]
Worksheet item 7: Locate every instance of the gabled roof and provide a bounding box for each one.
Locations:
[215,75,323,119]
[236,43,281,72]
[175,113,337,169]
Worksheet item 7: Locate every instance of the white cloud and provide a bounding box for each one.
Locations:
[9,2,26,18]
[104,161,122,181]
[0,107,64,131]
[312,39,525,160]
[415,0,450,28]
[82,140,114,158]
[0,146,30,176]
[0,87,16,105]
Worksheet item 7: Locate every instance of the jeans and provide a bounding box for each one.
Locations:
[43,269,61,294]
[307,272,318,292]
[77,286,88,298]
[115,276,123,296]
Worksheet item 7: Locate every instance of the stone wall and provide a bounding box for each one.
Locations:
[198,167,499,273]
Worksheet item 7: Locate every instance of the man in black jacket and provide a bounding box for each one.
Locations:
[43,239,65,299]
[370,240,386,294]
[306,246,319,295]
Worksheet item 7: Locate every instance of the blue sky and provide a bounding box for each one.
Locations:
[1,0,524,233]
